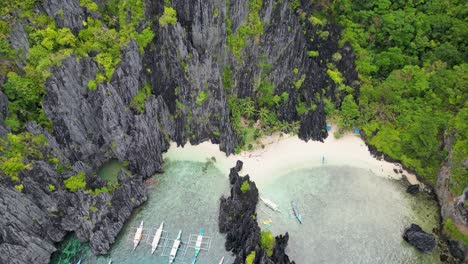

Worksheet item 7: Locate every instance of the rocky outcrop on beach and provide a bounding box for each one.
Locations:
[403,224,436,253]
[219,161,295,264]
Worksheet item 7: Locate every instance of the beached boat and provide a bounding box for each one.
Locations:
[133,221,144,251]
[108,260,112,264]
[151,222,164,254]
[291,201,302,224]
[218,256,225,264]
[169,230,182,264]
[260,196,281,212]
[190,228,205,264]
[76,259,81,264]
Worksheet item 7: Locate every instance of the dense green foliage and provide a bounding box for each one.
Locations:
[444,218,468,245]
[260,230,275,256]
[64,171,87,192]
[131,83,152,113]
[240,180,251,193]
[331,0,467,190]
[245,251,256,264]
[0,133,47,181]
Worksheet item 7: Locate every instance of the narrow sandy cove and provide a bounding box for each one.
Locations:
[163,130,420,186]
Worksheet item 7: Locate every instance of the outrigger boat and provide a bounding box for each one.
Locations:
[218,256,225,264]
[190,228,205,264]
[260,196,281,212]
[133,221,144,250]
[151,222,164,254]
[169,230,182,264]
[291,200,302,224]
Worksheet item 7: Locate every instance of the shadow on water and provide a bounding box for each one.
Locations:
[50,233,87,264]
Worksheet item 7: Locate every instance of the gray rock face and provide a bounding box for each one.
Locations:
[43,40,172,177]
[8,22,29,68]
[0,184,58,264]
[0,158,147,262]
[41,0,84,32]
[0,91,9,135]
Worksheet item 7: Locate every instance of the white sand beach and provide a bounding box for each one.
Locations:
[163,129,420,186]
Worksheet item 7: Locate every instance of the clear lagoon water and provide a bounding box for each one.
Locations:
[84,158,233,264]
[54,159,441,264]
[255,166,441,264]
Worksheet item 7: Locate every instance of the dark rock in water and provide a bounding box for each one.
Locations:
[235,160,243,173]
[393,168,399,174]
[403,224,436,253]
[219,161,295,264]
[271,233,294,264]
[447,240,465,261]
[407,184,420,194]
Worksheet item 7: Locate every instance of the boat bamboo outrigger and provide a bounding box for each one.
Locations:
[260,196,281,212]
[169,230,182,264]
[151,222,164,254]
[291,201,302,224]
[190,228,205,264]
[219,256,225,264]
[133,221,144,251]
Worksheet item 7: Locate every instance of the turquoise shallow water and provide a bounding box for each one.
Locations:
[54,160,441,264]
[86,159,233,264]
[255,166,441,264]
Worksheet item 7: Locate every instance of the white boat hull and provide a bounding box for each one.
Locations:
[151,222,164,254]
[133,221,144,250]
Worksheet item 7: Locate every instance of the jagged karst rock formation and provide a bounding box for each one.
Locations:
[219,160,295,264]
[0,0,359,263]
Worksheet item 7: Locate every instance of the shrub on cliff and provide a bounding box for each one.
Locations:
[245,251,256,264]
[240,180,251,193]
[260,230,275,256]
[159,7,177,27]
[444,218,468,245]
[64,171,87,192]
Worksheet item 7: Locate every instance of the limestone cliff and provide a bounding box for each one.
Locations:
[0,0,357,263]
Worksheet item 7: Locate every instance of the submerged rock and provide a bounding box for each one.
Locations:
[403,224,436,253]
[407,184,420,195]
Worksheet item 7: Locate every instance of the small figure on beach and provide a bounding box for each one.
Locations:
[322,153,326,164]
